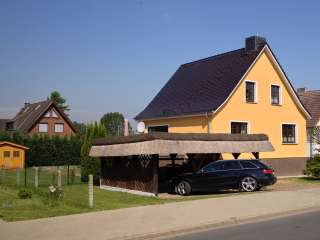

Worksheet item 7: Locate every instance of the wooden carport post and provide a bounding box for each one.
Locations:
[152,154,159,196]
[232,153,241,159]
[170,154,177,168]
[252,152,260,159]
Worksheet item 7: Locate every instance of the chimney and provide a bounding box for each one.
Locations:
[297,88,306,95]
[124,118,129,136]
[245,36,266,53]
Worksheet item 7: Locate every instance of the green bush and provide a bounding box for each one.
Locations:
[305,155,320,177]
[18,189,32,199]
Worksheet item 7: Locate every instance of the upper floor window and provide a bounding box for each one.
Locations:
[52,110,58,118]
[245,81,257,103]
[271,85,281,105]
[44,111,51,117]
[39,123,48,133]
[282,124,297,144]
[54,123,64,133]
[231,122,248,134]
[44,109,59,118]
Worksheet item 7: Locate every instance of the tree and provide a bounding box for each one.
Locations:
[80,122,107,184]
[308,127,320,154]
[50,91,70,113]
[100,112,133,136]
[72,121,87,137]
[305,127,320,177]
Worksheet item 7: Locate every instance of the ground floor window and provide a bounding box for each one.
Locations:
[148,125,168,133]
[282,124,296,144]
[231,122,248,134]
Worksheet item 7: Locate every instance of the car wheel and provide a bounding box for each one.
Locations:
[176,181,191,196]
[240,177,257,192]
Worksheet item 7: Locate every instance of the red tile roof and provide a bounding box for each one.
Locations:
[299,90,320,127]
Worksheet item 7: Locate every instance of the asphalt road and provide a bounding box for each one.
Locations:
[167,210,320,240]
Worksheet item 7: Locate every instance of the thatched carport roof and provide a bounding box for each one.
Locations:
[89,133,274,157]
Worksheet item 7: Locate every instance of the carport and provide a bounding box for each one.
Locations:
[89,133,274,196]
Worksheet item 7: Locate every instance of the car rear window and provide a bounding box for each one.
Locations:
[240,161,258,169]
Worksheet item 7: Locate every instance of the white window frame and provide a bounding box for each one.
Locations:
[147,124,169,133]
[54,123,64,133]
[245,80,258,103]
[281,123,298,144]
[39,123,48,133]
[230,120,251,134]
[270,84,283,105]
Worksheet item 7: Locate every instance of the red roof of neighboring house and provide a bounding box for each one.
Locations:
[299,90,320,127]
[0,99,76,134]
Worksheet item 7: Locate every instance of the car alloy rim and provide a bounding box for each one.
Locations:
[241,177,256,191]
[177,182,186,195]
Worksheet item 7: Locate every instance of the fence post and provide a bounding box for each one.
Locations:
[34,167,39,188]
[1,167,6,184]
[67,164,70,185]
[24,165,27,187]
[88,174,93,208]
[57,169,62,188]
[16,168,20,187]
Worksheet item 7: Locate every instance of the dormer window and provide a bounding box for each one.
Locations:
[245,81,257,103]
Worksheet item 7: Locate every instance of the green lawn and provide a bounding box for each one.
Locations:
[0,168,243,222]
[0,184,173,221]
[0,168,175,221]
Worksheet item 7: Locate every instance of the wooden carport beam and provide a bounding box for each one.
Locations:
[232,153,241,159]
[170,154,177,167]
[252,152,260,159]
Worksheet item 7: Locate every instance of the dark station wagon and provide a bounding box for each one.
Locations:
[171,160,277,195]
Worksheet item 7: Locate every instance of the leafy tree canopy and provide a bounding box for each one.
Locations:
[100,112,133,136]
[49,91,70,113]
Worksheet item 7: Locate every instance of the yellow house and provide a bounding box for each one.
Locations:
[0,141,29,169]
[135,36,311,175]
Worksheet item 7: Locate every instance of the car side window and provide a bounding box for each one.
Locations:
[224,161,241,170]
[203,162,224,172]
[240,161,258,169]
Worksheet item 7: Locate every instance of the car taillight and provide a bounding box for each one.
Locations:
[262,169,273,174]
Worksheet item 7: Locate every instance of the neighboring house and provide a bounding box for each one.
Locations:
[0,141,29,169]
[0,100,76,137]
[298,89,320,156]
[135,36,311,175]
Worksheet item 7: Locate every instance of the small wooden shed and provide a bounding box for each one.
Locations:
[89,133,274,196]
[0,141,29,169]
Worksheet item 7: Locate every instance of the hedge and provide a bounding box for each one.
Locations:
[0,131,82,167]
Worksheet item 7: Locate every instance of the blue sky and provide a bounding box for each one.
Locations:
[0,0,319,124]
